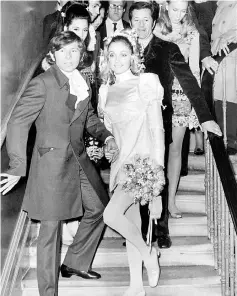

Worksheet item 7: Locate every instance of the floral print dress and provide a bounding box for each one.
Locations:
[171,25,201,129]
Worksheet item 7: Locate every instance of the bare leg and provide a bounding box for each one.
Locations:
[168,126,186,216]
[103,185,160,290]
[124,203,144,295]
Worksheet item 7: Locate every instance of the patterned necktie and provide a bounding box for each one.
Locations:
[113,22,117,32]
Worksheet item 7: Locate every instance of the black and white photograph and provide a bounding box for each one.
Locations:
[1,1,237,295]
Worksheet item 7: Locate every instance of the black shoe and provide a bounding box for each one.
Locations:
[180,168,188,176]
[194,148,204,155]
[157,234,172,249]
[227,147,237,155]
[61,264,101,279]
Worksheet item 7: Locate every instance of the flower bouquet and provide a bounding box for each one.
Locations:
[122,154,165,247]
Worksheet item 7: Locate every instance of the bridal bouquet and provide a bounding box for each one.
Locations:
[122,155,165,206]
[122,155,165,247]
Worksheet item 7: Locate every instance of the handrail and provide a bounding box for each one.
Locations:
[1,50,46,148]
[202,43,237,233]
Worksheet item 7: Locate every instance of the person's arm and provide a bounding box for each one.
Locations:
[1,76,46,195]
[195,21,218,74]
[6,76,46,176]
[141,74,165,168]
[86,82,119,162]
[191,4,218,74]
[188,30,201,84]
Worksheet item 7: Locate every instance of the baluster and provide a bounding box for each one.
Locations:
[221,185,226,295]
[205,140,211,238]
[224,200,230,296]
[209,147,214,243]
[213,161,218,269]
[235,232,237,295]
[217,173,222,273]
[229,219,235,296]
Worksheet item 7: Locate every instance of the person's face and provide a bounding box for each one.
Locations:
[55,42,81,72]
[167,1,188,24]
[108,41,132,75]
[92,7,105,29]
[108,1,125,22]
[88,0,101,21]
[130,8,154,40]
[66,18,89,41]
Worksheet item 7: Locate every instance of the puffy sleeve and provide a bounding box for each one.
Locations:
[97,84,112,133]
[139,73,165,167]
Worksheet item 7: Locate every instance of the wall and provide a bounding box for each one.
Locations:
[1,1,55,119]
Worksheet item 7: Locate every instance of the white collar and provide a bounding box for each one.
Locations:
[107,18,123,25]
[60,69,89,109]
[115,69,134,83]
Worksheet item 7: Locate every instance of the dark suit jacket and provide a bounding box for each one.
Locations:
[98,19,130,49]
[43,10,61,47]
[191,1,217,61]
[143,36,214,145]
[6,64,111,221]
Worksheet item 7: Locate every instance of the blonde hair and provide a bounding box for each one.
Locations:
[157,1,195,38]
[99,30,145,85]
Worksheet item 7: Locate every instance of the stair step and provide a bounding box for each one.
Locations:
[22,265,221,296]
[176,194,205,214]
[103,214,208,238]
[179,174,205,192]
[188,154,205,171]
[28,236,214,269]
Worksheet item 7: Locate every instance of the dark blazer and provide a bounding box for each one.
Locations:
[99,19,130,49]
[43,10,61,47]
[6,64,112,221]
[191,1,217,61]
[143,36,214,144]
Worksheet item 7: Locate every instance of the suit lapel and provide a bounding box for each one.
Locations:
[70,97,89,125]
[50,64,90,124]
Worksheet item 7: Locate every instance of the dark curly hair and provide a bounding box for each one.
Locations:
[55,3,94,69]
[46,31,86,67]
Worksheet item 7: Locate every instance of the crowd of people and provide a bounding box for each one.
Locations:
[1,1,236,296]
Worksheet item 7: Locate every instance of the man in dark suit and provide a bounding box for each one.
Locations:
[129,1,222,249]
[99,0,130,49]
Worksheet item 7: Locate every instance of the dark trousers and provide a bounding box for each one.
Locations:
[37,168,105,296]
[181,129,190,174]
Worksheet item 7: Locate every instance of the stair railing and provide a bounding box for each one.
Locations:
[204,45,237,296]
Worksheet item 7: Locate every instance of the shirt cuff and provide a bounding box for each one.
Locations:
[104,136,114,144]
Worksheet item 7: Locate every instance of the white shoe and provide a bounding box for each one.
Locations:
[144,247,160,288]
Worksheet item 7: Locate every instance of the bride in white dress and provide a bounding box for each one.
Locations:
[98,31,165,296]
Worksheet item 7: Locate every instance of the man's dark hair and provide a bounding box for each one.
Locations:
[129,1,159,22]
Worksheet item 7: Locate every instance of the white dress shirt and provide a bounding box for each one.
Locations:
[106,18,124,37]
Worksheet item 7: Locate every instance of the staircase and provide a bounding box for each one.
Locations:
[21,154,221,296]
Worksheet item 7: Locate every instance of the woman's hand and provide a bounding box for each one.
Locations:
[202,56,218,75]
[0,173,21,195]
[212,37,230,56]
[104,138,119,163]
[149,197,162,220]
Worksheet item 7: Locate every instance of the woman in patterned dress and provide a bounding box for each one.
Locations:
[154,0,201,218]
